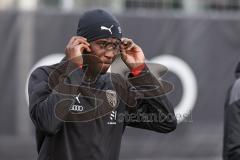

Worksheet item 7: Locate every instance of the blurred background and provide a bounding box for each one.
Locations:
[1,0,240,159]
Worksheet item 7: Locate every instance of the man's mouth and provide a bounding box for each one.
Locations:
[103,62,112,65]
[102,60,113,64]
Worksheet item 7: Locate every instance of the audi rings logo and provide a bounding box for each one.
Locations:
[25,53,198,123]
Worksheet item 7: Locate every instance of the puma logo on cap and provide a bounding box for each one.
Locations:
[100,25,114,34]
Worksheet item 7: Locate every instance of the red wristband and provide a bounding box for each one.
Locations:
[131,64,145,77]
[78,64,83,69]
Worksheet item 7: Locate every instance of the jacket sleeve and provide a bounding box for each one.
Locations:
[223,82,240,160]
[28,66,64,136]
[224,100,240,160]
[124,65,177,133]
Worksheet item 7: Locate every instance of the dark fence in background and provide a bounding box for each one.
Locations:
[1,10,240,160]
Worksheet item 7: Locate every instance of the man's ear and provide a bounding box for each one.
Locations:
[83,50,91,54]
[82,50,91,64]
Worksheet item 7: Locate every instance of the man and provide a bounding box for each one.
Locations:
[28,9,177,160]
[223,62,240,160]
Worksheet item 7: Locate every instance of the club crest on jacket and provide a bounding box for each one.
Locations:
[106,90,117,108]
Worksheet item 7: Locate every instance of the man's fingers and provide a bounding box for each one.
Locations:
[120,45,128,59]
[71,36,87,42]
[68,36,83,45]
[121,38,134,50]
[65,43,91,59]
[72,38,90,47]
[126,42,135,51]
[68,36,89,47]
[66,36,91,54]
[79,44,91,52]
[68,43,91,53]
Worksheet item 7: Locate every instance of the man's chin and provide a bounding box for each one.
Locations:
[100,64,111,73]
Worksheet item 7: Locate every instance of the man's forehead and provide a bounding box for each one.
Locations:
[94,38,120,43]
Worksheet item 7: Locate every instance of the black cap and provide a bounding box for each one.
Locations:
[76,9,122,42]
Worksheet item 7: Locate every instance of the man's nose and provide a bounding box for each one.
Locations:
[104,50,116,59]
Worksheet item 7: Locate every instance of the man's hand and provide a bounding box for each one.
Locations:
[120,38,145,70]
[65,36,91,66]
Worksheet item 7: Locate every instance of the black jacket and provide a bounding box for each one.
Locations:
[223,80,240,160]
[223,62,240,160]
[28,58,177,160]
